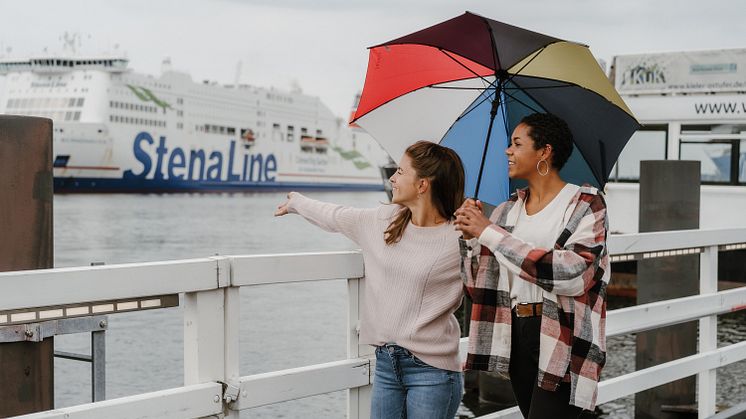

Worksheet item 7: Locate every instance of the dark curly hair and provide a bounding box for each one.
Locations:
[519,113,574,170]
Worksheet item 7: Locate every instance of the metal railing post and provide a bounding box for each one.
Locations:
[698,245,718,418]
[347,277,372,419]
[183,289,226,385]
[223,285,241,418]
[91,327,106,402]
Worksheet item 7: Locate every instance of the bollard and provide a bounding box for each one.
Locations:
[635,160,700,419]
[0,115,54,416]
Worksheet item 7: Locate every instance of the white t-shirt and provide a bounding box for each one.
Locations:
[508,183,580,307]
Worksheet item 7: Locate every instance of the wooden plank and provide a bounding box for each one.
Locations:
[597,341,746,405]
[230,252,364,286]
[234,358,370,410]
[13,383,223,419]
[0,259,219,311]
[607,286,746,337]
[475,406,522,419]
[609,228,746,256]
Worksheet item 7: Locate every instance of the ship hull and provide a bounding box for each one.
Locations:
[53,176,383,193]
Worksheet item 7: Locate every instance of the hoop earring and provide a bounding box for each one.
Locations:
[536,160,549,176]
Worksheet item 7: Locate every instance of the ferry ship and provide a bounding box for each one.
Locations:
[0,54,388,192]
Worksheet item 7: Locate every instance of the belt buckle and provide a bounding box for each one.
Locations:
[516,302,539,317]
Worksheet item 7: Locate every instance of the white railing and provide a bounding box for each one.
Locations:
[1,228,745,419]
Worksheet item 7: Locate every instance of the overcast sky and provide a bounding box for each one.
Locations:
[1,0,743,116]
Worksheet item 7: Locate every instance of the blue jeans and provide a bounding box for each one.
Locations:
[371,344,463,419]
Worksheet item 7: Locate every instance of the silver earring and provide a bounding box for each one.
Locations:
[536,160,549,176]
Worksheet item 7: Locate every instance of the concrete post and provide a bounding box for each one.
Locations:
[0,115,54,416]
[635,160,700,419]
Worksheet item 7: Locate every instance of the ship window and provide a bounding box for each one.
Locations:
[69,98,76,107]
[611,125,667,182]
[287,125,295,141]
[740,140,746,184]
[680,139,744,185]
[301,127,307,134]
[77,98,84,107]
[73,111,81,121]
[316,129,323,135]
[227,127,235,135]
[53,155,70,168]
[273,123,280,129]
[65,112,73,121]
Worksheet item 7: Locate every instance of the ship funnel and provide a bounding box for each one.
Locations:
[161,57,172,73]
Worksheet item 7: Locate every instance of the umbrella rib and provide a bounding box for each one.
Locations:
[503,85,572,91]
[428,86,496,91]
[438,48,493,86]
[503,45,550,86]
[502,89,546,114]
[454,88,498,122]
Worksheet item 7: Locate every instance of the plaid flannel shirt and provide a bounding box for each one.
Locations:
[459,185,610,411]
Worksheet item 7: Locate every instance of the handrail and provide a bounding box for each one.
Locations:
[608,227,746,255]
[1,227,745,419]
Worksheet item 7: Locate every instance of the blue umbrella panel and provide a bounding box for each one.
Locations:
[440,82,599,206]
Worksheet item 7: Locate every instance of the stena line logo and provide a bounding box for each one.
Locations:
[123,132,277,182]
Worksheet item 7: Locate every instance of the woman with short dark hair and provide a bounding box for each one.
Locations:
[455,113,610,418]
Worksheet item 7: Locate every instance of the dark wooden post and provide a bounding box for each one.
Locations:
[635,160,700,419]
[0,115,54,416]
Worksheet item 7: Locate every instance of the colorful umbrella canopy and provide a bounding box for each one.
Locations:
[351,11,639,205]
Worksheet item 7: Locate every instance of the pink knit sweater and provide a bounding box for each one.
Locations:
[287,193,463,371]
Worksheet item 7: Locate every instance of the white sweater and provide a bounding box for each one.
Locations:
[287,193,464,371]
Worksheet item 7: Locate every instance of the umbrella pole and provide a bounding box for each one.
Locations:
[473,94,501,199]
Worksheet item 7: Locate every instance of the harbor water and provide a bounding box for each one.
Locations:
[52,192,746,418]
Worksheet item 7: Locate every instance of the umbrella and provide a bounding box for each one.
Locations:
[351,11,640,205]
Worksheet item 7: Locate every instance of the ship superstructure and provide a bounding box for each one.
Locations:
[0,55,387,192]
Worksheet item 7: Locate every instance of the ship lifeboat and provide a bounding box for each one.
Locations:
[300,135,315,152]
[241,129,256,149]
[314,137,328,154]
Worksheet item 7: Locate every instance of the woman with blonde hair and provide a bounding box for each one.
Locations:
[275,141,465,419]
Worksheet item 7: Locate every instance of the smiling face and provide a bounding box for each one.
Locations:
[505,123,550,180]
[389,153,421,205]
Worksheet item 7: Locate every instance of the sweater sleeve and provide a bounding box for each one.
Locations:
[286,192,382,245]
[477,194,608,296]
[458,203,506,300]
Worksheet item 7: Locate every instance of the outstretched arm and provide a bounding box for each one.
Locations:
[275,192,380,244]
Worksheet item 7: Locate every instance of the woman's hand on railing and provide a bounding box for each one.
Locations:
[274,192,297,217]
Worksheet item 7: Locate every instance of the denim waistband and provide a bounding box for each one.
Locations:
[377,343,411,355]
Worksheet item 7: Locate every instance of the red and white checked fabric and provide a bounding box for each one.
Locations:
[460,185,610,411]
